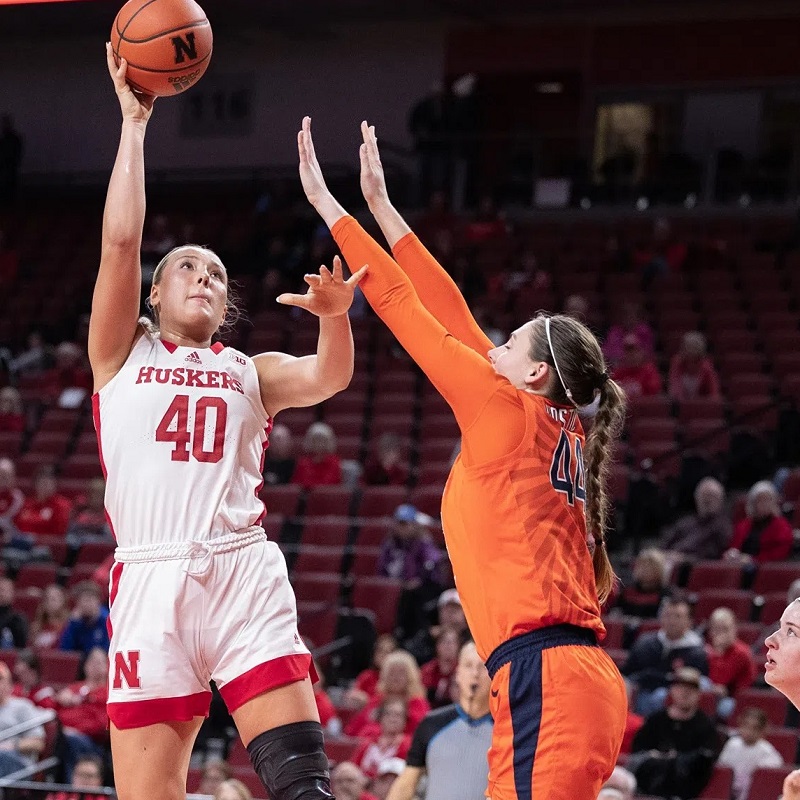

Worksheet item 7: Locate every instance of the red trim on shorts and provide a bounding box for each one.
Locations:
[219,654,315,713]
[210,342,224,354]
[107,561,124,640]
[107,691,212,729]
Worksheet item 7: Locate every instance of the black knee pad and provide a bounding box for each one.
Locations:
[247,721,334,800]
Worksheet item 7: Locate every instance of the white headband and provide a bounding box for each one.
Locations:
[545,317,577,407]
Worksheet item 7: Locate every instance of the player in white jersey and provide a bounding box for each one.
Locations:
[92,47,366,800]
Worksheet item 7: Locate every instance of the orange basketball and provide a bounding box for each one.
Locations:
[110,0,213,97]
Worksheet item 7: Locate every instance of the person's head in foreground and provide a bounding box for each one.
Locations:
[331,761,369,800]
[736,707,769,746]
[454,640,491,711]
[370,756,405,800]
[487,312,626,603]
[667,666,702,717]
[765,599,800,707]
[600,765,636,800]
[213,778,253,800]
[71,755,104,789]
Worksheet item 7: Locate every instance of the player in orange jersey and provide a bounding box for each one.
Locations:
[289,117,628,799]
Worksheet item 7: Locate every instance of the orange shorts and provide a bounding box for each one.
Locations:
[485,625,627,800]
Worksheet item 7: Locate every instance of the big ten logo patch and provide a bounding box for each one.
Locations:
[169,69,203,94]
[113,651,141,690]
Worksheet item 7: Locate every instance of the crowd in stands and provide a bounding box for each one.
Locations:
[0,190,799,800]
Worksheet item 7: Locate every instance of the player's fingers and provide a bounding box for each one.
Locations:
[318,265,333,283]
[330,255,344,280]
[359,143,370,173]
[345,265,369,285]
[303,274,322,287]
[303,116,318,162]
[276,292,310,308]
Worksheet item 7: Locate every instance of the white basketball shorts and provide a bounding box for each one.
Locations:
[106,528,314,729]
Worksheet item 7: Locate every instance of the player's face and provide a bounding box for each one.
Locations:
[765,602,800,695]
[152,247,228,337]
[455,643,491,706]
[488,321,545,390]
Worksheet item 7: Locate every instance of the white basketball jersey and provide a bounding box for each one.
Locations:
[93,334,272,547]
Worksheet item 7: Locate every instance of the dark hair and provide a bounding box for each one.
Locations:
[140,245,243,340]
[16,649,41,674]
[527,313,627,604]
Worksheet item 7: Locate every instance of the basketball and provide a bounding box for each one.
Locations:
[110,0,213,97]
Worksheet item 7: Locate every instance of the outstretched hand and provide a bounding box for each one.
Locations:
[359,120,390,209]
[297,116,333,208]
[785,770,800,800]
[277,255,367,318]
[106,42,155,123]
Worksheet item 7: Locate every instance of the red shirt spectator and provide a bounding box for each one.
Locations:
[0,387,24,432]
[420,628,460,708]
[613,335,662,398]
[345,634,399,711]
[621,709,644,754]
[668,332,720,401]
[362,434,408,487]
[350,698,412,778]
[54,648,109,744]
[292,422,341,488]
[15,467,72,538]
[13,650,55,709]
[315,687,339,729]
[728,515,793,564]
[706,607,756,703]
[0,458,24,538]
[346,694,429,739]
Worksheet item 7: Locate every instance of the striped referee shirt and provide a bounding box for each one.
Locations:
[406,704,493,800]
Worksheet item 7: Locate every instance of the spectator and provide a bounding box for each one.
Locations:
[404,588,469,666]
[262,423,296,486]
[0,662,46,777]
[634,217,688,287]
[420,628,460,708]
[14,465,72,538]
[463,194,509,245]
[717,707,783,800]
[599,765,637,800]
[629,667,717,799]
[662,477,731,568]
[623,594,708,716]
[0,576,27,648]
[10,331,50,377]
[370,757,404,800]
[612,334,662,398]
[603,302,655,367]
[597,790,623,800]
[346,634,398,710]
[214,780,253,800]
[199,758,233,795]
[44,342,92,408]
[725,480,793,565]
[705,607,756,719]
[46,754,105,800]
[386,641,492,800]
[363,434,409,487]
[30,585,70,650]
[0,457,24,540]
[309,653,341,737]
[0,387,24,432]
[291,422,342,488]
[345,651,430,738]
[352,698,412,778]
[613,548,669,620]
[378,505,443,586]
[564,293,590,324]
[54,647,108,780]
[331,761,379,800]
[66,479,112,548]
[668,332,720,402]
[0,114,23,207]
[13,650,55,708]
[59,582,109,656]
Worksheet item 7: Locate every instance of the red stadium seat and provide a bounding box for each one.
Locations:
[418,461,452,485]
[746,767,791,800]
[357,487,408,518]
[728,374,774,397]
[300,519,350,548]
[677,397,726,425]
[60,454,103,481]
[601,618,624,650]
[420,414,459,440]
[356,520,392,548]
[764,728,798,764]
[683,419,731,456]
[36,409,81,435]
[373,392,416,416]
[292,572,342,607]
[320,388,368,417]
[297,606,338,647]
[371,414,415,437]
[686,561,743,592]
[323,413,365,439]
[293,545,345,575]
[276,408,316,436]
[38,650,81,684]
[350,547,381,578]
[419,438,459,464]
[34,536,69,567]
[351,576,403,635]
[729,395,779,432]
[16,564,58,591]
[26,431,71,458]
[781,469,800,503]
[305,487,354,517]
[74,541,116,568]
[626,394,672,420]
[736,688,789,727]
[13,593,41,623]
[627,418,678,448]
[409,486,444,519]
[0,432,24,458]
[607,464,630,505]
[260,485,302,517]
[753,564,800,597]
[634,441,681,479]
[693,589,753,623]
[324,736,360,766]
[737,621,764,647]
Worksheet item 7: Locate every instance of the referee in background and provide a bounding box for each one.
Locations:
[387,640,492,800]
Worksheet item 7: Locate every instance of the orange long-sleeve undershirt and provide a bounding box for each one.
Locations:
[391,233,494,358]
[331,216,525,466]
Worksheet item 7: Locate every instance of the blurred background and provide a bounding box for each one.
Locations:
[1,1,800,799]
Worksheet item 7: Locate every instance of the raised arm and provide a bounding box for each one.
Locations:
[298,118,501,433]
[358,121,493,357]
[88,45,155,392]
[255,255,366,418]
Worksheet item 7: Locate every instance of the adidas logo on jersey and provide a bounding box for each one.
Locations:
[184,351,203,365]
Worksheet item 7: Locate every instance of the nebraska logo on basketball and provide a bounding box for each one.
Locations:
[113,651,141,690]
[171,32,197,64]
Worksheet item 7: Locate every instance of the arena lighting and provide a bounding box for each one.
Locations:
[635,196,650,211]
